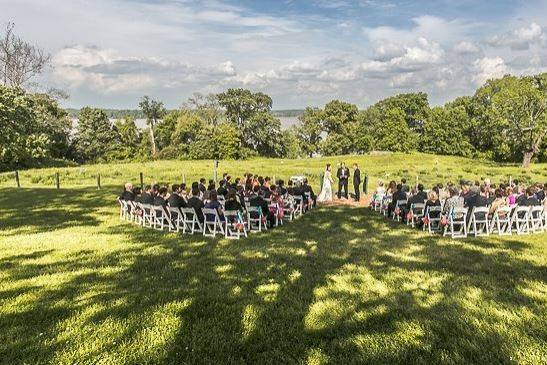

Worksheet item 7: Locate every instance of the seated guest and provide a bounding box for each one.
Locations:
[198,178,207,194]
[287,180,295,196]
[535,183,545,202]
[204,191,223,221]
[489,188,508,215]
[179,183,188,201]
[466,185,488,210]
[168,184,187,208]
[520,187,540,206]
[418,190,441,228]
[132,187,142,202]
[375,180,386,197]
[119,182,135,201]
[401,178,409,193]
[151,183,160,197]
[249,186,275,226]
[302,178,317,207]
[460,181,476,207]
[217,180,228,197]
[515,185,527,205]
[442,187,464,215]
[404,183,427,219]
[153,186,168,206]
[207,180,216,192]
[224,189,243,212]
[386,180,397,196]
[140,185,154,204]
[277,180,287,196]
[388,183,407,216]
[187,188,205,222]
[506,187,516,206]
[466,185,489,221]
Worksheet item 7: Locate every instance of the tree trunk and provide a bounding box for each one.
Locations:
[149,126,156,156]
[522,151,533,168]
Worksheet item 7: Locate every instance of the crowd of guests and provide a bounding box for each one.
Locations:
[372,178,547,230]
[118,173,317,228]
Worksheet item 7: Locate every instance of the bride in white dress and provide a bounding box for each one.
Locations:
[317,163,334,203]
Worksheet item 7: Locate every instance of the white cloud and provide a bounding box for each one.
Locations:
[472,57,510,85]
[488,22,546,50]
[453,41,481,54]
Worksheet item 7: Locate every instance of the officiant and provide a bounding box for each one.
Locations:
[337,162,350,199]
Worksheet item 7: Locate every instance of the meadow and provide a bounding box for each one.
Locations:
[0,153,546,364]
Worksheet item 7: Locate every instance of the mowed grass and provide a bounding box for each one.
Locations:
[0,155,546,364]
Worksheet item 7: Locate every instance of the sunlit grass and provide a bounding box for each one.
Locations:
[0,156,546,364]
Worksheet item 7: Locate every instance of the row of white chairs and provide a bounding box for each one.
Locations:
[118,194,314,239]
[371,195,546,239]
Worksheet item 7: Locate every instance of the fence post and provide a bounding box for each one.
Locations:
[55,172,60,189]
[97,174,101,190]
[213,160,218,183]
[15,170,20,188]
[363,173,368,194]
[140,172,144,189]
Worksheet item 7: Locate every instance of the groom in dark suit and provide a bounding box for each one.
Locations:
[353,163,361,202]
[337,162,350,199]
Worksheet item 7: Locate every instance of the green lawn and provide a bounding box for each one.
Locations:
[1,155,546,364]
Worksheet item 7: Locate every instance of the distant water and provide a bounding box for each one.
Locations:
[73,116,299,130]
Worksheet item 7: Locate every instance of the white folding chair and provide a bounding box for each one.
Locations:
[202,208,225,237]
[424,206,442,233]
[283,198,295,221]
[167,206,184,232]
[489,206,512,235]
[380,196,391,216]
[140,203,153,228]
[152,205,171,230]
[509,206,530,235]
[247,206,267,233]
[180,207,202,234]
[408,203,425,227]
[528,206,545,233]
[305,192,313,211]
[224,210,248,239]
[118,199,130,220]
[392,200,407,221]
[444,207,468,238]
[467,206,490,237]
[293,196,304,218]
[371,194,383,211]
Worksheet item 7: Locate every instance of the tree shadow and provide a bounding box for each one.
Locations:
[0,203,545,364]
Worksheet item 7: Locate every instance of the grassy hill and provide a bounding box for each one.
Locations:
[0,154,546,364]
[1,152,546,190]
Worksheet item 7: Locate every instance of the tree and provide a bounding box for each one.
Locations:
[217,88,272,128]
[73,107,119,162]
[245,112,283,157]
[139,96,166,156]
[0,22,51,87]
[322,100,358,134]
[212,122,241,159]
[184,92,225,126]
[374,108,418,152]
[295,107,323,157]
[374,92,430,132]
[420,106,473,157]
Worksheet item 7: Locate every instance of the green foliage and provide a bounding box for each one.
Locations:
[322,100,358,134]
[0,85,71,171]
[374,108,418,152]
[374,92,430,131]
[212,122,241,159]
[73,107,120,162]
[295,107,324,157]
[421,106,473,157]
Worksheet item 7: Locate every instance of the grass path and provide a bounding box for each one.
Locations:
[0,186,546,364]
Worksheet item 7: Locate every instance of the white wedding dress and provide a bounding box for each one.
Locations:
[317,170,333,202]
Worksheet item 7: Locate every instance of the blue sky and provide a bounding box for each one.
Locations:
[1,0,546,109]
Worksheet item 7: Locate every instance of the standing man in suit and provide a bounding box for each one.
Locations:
[337,162,350,199]
[353,163,361,202]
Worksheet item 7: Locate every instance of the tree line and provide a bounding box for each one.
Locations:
[1,24,546,171]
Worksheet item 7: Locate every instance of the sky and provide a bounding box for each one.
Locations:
[1,0,547,109]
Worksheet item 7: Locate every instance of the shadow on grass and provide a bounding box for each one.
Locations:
[0,191,545,364]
